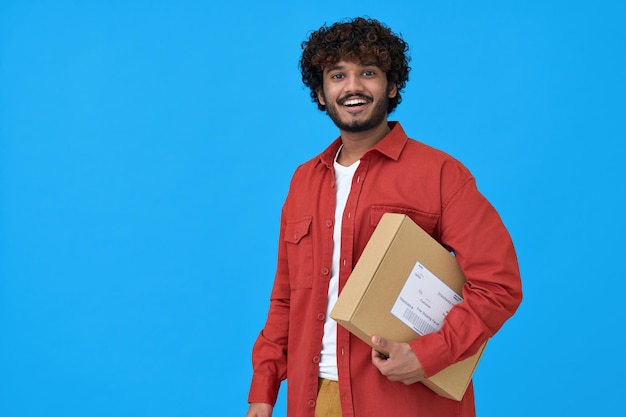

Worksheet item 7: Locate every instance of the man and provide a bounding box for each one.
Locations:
[246,17,522,417]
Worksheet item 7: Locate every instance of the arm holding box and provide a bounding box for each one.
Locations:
[410,167,522,379]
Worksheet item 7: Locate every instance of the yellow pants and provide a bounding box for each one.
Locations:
[316,378,342,417]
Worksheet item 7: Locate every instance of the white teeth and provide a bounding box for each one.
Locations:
[344,99,367,106]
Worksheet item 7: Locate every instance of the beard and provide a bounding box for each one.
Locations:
[325,93,389,133]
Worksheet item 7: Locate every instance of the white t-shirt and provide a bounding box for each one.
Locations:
[318,150,360,381]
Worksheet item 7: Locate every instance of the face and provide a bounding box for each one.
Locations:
[317,60,397,133]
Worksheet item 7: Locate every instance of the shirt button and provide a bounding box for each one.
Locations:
[317,313,325,320]
[308,399,316,408]
[313,356,320,363]
[326,219,333,227]
[321,267,329,275]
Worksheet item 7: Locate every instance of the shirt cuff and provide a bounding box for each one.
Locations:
[247,373,281,405]
[409,332,455,378]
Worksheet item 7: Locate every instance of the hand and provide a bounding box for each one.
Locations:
[371,335,425,385]
[246,402,273,417]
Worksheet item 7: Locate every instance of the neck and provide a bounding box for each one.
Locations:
[336,121,391,166]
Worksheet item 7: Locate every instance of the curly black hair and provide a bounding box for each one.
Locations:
[300,17,411,114]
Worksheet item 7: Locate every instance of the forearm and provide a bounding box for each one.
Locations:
[412,180,522,376]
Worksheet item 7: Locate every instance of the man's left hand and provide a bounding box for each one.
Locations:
[371,335,426,385]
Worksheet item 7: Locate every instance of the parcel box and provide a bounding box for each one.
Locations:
[330,213,486,401]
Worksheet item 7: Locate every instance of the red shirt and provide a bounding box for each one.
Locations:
[248,122,522,417]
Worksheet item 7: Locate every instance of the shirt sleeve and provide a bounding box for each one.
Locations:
[247,205,291,404]
[410,160,523,377]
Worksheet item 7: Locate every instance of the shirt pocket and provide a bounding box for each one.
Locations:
[369,205,440,238]
[283,216,314,290]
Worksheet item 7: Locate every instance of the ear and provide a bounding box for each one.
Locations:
[317,89,326,106]
[388,83,398,99]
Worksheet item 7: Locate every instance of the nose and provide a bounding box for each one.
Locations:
[344,72,364,93]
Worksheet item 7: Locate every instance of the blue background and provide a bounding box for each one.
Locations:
[1,1,624,416]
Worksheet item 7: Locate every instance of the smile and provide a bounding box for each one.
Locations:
[339,95,372,108]
[343,98,368,107]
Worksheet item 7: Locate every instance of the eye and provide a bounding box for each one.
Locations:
[330,73,344,80]
[363,70,376,77]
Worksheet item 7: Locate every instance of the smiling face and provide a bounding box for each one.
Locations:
[317,60,398,134]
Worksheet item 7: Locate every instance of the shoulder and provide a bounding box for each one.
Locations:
[403,137,473,181]
[291,154,322,178]
[289,138,340,179]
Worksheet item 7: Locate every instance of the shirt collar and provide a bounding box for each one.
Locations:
[316,121,408,168]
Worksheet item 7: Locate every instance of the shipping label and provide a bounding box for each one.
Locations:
[390,260,463,335]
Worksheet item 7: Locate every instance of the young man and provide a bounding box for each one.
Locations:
[246,17,522,417]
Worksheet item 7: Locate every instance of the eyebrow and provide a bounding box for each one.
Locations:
[324,62,380,74]
[324,64,345,73]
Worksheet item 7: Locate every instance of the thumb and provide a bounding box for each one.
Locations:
[372,335,397,358]
[372,335,392,350]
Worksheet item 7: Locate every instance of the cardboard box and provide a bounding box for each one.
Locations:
[330,213,486,401]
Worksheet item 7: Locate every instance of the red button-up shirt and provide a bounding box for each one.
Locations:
[248,122,522,417]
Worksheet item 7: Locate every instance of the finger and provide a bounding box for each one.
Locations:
[372,335,387,349]
[371,349,389,374]
[371,348,382,364]
[373,336,398,358]
[371,347,387,361]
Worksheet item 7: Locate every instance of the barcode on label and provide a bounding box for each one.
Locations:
[403,308,437,335]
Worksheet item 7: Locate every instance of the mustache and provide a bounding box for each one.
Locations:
[337,93,373,105]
